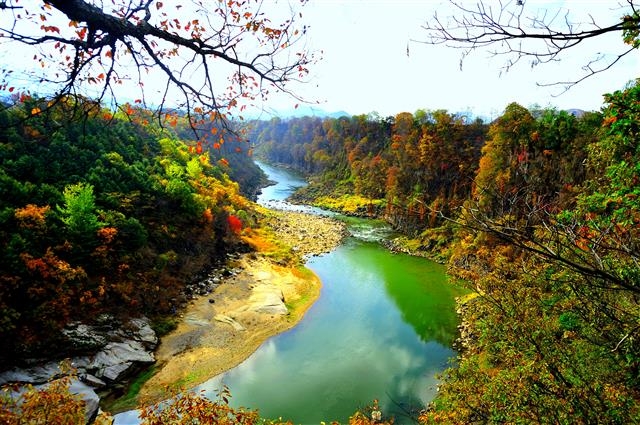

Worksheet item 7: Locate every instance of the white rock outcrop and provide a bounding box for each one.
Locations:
[90,341,155,382]
[247,285,288,315]
[0,316,158,424]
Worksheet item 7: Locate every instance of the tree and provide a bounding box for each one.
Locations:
[0,97,262,362]
[0,0,313,130]
[58,182,103,239]
[420,0,640,91]
[423,88,640,423]
[0,373,86,425]
[473,102,536,214]
[139,387,262,425]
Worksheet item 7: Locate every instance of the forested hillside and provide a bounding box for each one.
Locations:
[249,106,601,256]
[0,96,264,365]
[250,83,640,422]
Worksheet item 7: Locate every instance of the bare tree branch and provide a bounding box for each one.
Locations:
[0,0,314,134]
[418,0,640,91]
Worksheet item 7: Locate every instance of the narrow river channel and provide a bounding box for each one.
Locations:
[115,162,463,424]
[198,162,464,424]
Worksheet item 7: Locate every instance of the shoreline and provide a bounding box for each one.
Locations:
[135,210,347,406]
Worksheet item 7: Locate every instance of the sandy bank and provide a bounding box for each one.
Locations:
[137,210,347,403]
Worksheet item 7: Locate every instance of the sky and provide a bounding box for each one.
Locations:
[1,1,637,120]
[266,0,640,119]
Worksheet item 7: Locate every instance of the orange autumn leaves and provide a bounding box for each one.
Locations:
[14,204,50,230]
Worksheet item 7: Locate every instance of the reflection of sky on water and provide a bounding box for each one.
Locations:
[194,238,457,424]
[115,162,459,425]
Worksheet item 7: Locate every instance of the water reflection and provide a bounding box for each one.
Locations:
[115,162,461,424]
[196,237,459,424]
[351,243,463,346]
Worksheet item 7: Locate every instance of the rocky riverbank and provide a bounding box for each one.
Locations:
[263,209,349,258]
[134,209,348,406]
[136,256,314,403]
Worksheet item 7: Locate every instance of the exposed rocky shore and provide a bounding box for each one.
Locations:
[452,294,480,356]
[265,209,350,258]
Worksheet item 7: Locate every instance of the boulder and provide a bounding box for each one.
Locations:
[62,323,109,351]
[61,316,158,353]
[90,341,155,382]
[81,373,107,388]
[0,362,63,385]
[100,363,132,382]
[68,378,100,423]
[248,285,288,315]
[0,357,94,386]
[0,316,158,423]
[123,317,158,349]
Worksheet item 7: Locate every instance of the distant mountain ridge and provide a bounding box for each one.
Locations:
[566,108,587,117]
[273,105,351,118]
[242,104,350,120]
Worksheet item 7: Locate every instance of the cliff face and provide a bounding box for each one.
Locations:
[0,316,158,423]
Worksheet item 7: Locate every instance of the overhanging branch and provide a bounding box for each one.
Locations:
[418,0,640,90]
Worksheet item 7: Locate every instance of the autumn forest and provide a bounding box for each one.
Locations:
[247,89,640,422]
[0,97,266,363]
[1,0,640,423]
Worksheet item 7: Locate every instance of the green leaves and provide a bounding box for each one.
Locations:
[57,182,104,238]
[622,13,640,48]
[558,311,581,331]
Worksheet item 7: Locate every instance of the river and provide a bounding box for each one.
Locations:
[115,162,463,424]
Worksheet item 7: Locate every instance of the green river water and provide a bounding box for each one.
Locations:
[114,162,463,424]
